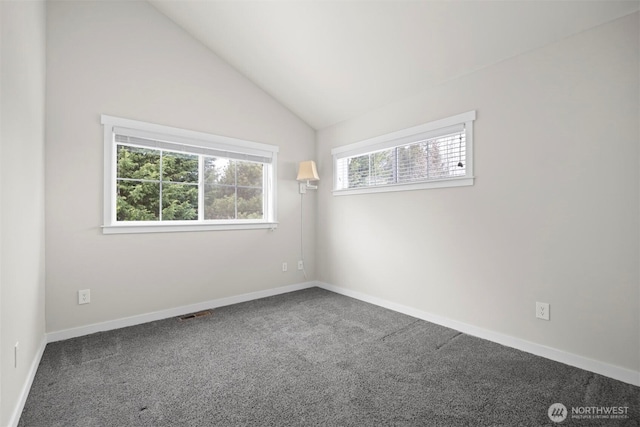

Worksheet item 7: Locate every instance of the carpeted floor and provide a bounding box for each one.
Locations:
[19,287,639,426]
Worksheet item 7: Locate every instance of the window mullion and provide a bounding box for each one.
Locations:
[234,161,238,219]
[197,156,202,221]
[159,150,163,221]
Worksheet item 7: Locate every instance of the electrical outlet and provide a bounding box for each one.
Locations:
[78,289,91,305]
[282,262,288,272]
[298,260,304,270]
[536,302,550,320]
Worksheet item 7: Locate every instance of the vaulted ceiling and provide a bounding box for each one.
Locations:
[149,1,639,130]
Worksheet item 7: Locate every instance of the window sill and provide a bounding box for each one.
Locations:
[102,222,279,235]
[332,176,474,196]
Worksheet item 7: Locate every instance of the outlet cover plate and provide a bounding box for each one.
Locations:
[78,289,91,305]
[536,302,550,320]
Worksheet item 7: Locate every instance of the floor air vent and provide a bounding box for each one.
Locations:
[178,310,212,321]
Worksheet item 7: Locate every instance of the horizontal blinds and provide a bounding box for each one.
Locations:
[114,126,274,164]
[332,123,464,160]
[335,129,467,190]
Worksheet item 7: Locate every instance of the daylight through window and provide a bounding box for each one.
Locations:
[102,116,278,234]
[332,111,475,195]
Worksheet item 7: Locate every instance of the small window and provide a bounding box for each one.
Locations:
[101,115,278,234]
[332,111,475,195]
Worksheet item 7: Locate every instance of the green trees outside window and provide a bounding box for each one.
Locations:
[204,158,263,220]
[116,144,263,222]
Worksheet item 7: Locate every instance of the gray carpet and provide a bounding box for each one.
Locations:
[19,288,639,426]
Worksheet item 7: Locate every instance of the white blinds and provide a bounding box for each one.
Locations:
[335,129,466,190]
[333,123,464,159]
[113,126,276,164]
[332,111,475,193]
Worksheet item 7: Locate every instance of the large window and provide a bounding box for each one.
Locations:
[332,111,475,195]
[102,116,278,234]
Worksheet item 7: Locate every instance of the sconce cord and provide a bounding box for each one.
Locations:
[300,192,308,280]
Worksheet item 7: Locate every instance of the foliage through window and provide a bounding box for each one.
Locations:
[340,132,466,189]
[332,111,475,195]
[203,158,264,220]
[102,116,278,233]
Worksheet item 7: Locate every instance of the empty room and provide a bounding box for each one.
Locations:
[1,0,639,425]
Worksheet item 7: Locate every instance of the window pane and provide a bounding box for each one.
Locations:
[427,139,449,179]
[117,145,160,180]
[117,181,160,221]
[161,183,198,220]
[437,133,466,177]
[162,152,198,183]
[204,157,235,186]
[204,185,236,220]
[347,155,370,188]
[397,143,428,183]
[370,149,394,185]
[237,187,263,219]
[236,162,263,187]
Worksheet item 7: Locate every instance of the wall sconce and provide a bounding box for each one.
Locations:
[297,160,319,194]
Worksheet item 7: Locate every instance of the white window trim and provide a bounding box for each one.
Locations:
[101,115,278,234]
[331,111,476,196]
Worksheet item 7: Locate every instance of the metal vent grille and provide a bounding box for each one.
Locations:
[178,310,213,321]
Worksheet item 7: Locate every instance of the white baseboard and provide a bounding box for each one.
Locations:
[8,336,47,427]
[315,281,640,387]
[47,281,316,343]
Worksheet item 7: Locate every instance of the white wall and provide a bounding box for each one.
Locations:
[0,1,47,425]
[45,1,316,333]
[316,13,639,372]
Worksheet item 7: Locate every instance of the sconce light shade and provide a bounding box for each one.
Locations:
[297,160,319,182]
[297,160,319,193]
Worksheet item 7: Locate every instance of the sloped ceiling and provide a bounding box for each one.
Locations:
[149,1,639,130]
